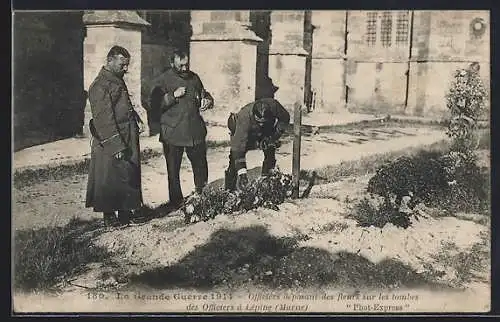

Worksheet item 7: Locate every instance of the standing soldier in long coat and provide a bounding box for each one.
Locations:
[86,46,143,227]
[149,49,214,209]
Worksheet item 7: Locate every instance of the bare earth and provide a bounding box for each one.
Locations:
[12,124,491,313]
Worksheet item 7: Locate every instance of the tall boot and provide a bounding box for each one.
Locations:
[224,168,237,191]
[261,148,277,177]
[117,210,131,226]
[103,212,119,227]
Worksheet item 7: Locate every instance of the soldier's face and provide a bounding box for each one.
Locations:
[172,55,189,77]
[108,55,130,78]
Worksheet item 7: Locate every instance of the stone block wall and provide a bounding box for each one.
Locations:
[345,11,412,116]
[189,10,261,124]
[268,11,308,112]
[346,62,408,115]
[407,10,490,119]
[84,26,142,107]
[407,61,490,119]
[268,54,306,110]
[190,40,257,111]
[14,10,491,151]
[310,10,347,113]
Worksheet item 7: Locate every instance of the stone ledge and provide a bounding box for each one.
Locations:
[269,47,309,56]
[191,31,262,42]
[83,10,150,27]
[311,55,346,60]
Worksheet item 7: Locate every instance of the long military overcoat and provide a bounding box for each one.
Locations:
[85,68,143,212]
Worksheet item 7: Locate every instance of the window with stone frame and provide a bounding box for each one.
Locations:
[380,11,393,47]
[365,11,378,46]
[395,11,410,46]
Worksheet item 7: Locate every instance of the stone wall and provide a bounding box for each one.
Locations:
[13,11,85,151]
[83,11,150,136]
[268,11,308,111]
[84,26,143,107]
[407,10,490,119]
[191,40,257,111]
[14,10,491,151]
[310,10,346,114]
[190,10,261,123]
[345,11,412,115]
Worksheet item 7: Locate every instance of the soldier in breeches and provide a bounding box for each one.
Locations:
[85,46,143,227]
[225,98,290,191]
[149,50,214,208]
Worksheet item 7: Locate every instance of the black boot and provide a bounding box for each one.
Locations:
[103,212,119,227]
[117,210,132,226]
[261,147,277,177]
[224,168,237,191]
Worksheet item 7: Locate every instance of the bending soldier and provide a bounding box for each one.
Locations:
[225,98,290,191]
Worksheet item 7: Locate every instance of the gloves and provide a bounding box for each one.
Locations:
[259,137,271,150]
[199,91,214,111]
[259,137,280,151]
[114,148,132,160]
[237,173,249,190]
[274,122,285,137]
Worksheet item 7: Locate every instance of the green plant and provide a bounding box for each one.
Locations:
[445,62,487,154]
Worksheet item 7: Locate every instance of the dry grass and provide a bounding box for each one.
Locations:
[300,139,451,185]
[427,231,490,287]
[13,217,112,292]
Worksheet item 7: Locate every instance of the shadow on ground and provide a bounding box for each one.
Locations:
[127,225,445,291]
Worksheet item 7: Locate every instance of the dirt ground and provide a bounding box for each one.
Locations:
[11,123,491,313]
[12,123,445,230]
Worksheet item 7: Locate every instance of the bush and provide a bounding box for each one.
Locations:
[367,150,450,206]
[366,148,489,216]
[13,218,110,292]
[431,151,490,213]
[348,196,413,229]
[445,62,487,154]
[183,171,294,224]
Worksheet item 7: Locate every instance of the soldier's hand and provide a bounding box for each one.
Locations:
[114,148,131,160]
[200,97,212,111]
[114,150,125,160]
[173,87,186,98]
[275,123,285,137]
[259,137,270,150]
[138,121,146,134]
[237,173,249,190]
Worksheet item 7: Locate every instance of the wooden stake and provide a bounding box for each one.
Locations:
[292,102,302,199]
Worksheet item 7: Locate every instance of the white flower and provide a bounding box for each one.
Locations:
[186,204,195,214]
